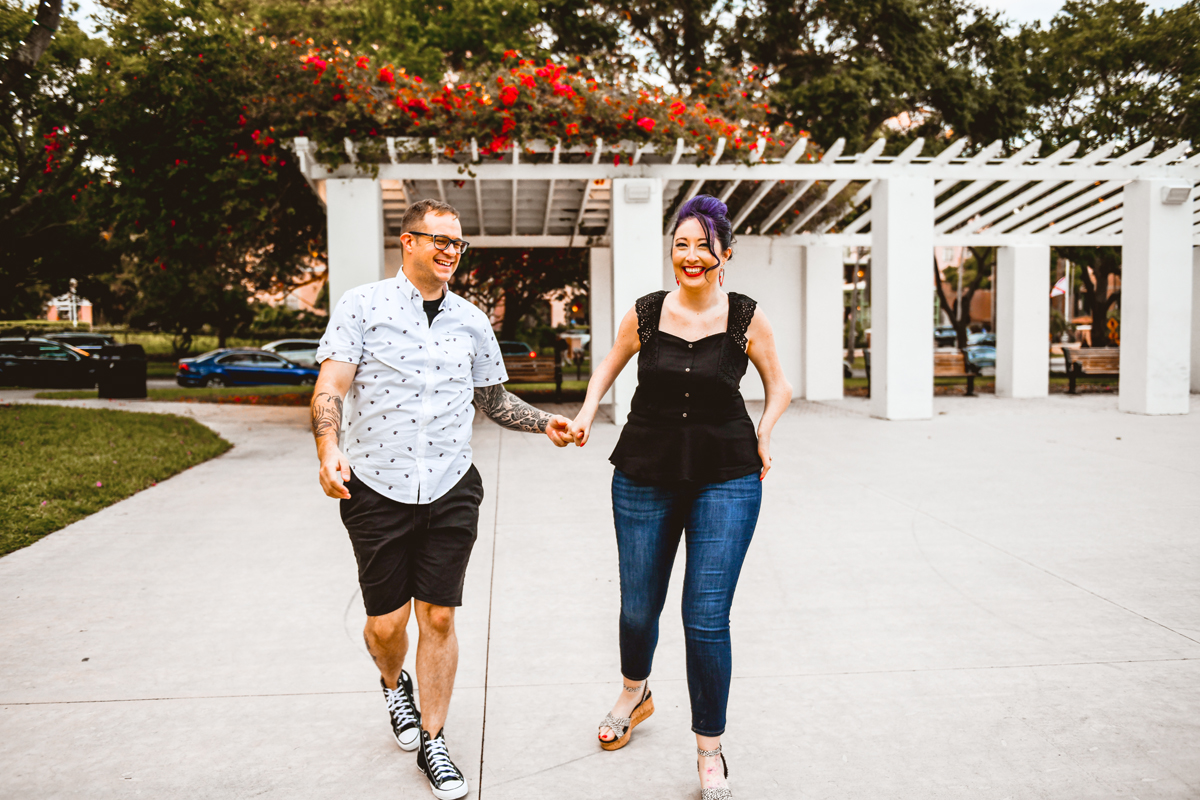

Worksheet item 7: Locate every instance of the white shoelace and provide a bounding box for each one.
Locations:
[384,686,418,729]
[424,736,461,783]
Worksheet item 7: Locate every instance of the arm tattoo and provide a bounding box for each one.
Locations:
[473,383,552,433]
[311,391,344,445]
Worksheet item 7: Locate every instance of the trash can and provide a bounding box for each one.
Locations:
[97,344,148,399]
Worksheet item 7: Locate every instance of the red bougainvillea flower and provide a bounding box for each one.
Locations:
[565,122,579,136]
[355,55,370,69]
[669,100,687,116]
[500,85,520,106]
[636,117,655,132]
[304,56,328,75]
[501,116,516,133]
[378,67,394,84]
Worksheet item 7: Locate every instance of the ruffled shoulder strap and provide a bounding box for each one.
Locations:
[635,291,669,345]
[726,292,757,352]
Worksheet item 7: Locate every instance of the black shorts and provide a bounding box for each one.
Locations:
[340,465,484,616]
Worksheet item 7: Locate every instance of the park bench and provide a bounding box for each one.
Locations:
[934,352,982,396]
[503,356,558,384]
[864,350,981,397]
[1062,346,1119,394]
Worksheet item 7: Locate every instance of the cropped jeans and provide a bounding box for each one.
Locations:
[612,469,762,737]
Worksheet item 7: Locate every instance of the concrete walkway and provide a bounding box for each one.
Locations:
[1,391,1198,798]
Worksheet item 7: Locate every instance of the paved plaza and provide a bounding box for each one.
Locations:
[1,391,1198,799]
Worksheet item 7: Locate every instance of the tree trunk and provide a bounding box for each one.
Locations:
[1,0,62,95]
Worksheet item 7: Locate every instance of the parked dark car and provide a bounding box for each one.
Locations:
[45,332,117,353]
[176,349,319,388]
[499,340,538,359]
[964,345,997,369]
[0,337,97,388]
[934,325,958,346]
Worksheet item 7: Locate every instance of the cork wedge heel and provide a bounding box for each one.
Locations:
[597,684,654,751]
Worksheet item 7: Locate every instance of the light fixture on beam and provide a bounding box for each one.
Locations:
[1161,184,1192,204]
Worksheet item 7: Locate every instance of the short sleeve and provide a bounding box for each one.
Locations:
[316,290,365,365]
[472,325,508,387]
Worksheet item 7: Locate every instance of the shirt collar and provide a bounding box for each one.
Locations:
[396,269,454,309]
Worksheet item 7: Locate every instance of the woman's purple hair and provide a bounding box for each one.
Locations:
[672,194,734,270]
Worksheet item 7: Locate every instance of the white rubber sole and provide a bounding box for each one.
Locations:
[395,728,420,752]
[426,778,468,800]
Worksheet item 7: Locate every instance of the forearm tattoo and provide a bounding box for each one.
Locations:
[311,392,344,445]
[473,383,551,433]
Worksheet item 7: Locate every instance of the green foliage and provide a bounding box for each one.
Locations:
[450,248,587,340]
[82,0,326,347]
[0,3,116,318]
[0,403,230,556]
[1024,0,1200,149]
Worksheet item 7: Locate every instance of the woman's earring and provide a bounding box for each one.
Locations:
[719,269,725,287]
[675,276,680,286]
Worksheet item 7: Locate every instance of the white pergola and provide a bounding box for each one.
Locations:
[294,135,1199,421]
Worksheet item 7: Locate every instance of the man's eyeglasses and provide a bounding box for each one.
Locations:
[404,231,471,254]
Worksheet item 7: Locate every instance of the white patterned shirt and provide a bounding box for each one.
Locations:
[316,272,508,504]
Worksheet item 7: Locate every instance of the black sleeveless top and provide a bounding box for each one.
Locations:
[609,291,761,485]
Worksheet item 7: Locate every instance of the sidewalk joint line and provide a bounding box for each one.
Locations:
[477,428,503,800]
[3,689,378,706]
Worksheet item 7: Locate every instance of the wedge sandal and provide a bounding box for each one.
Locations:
[597,683,654,751]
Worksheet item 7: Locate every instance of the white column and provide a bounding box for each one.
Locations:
[588,247,614,409]
[800,245,844,399]
[1119,180,1194,415]
[870,178,935,420]
[610,179,665,425]
[326,179,385,307]
[995,246,1050,398]
[1192,247,1200,393]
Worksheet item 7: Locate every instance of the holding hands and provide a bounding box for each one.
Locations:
[545,415,576,447]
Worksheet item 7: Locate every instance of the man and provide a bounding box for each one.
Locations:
[311,198,573,800]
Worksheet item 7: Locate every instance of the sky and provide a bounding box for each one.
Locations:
[65,0,1192,37]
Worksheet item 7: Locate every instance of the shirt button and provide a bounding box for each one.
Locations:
[685,392,690,397]
[682,412,687,418]
[685,367,690,372]
[688,343,693,349]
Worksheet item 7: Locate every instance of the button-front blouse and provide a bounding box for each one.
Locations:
[609,291,761,485]
[316,272,508,504]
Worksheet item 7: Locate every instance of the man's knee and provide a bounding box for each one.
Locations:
[365,602,411,643]
[416,603,455,637]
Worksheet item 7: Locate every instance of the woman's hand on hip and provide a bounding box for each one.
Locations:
[757,435,772,481]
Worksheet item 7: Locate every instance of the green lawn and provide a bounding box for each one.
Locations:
[0,404,231,556]
[35,384,314,405]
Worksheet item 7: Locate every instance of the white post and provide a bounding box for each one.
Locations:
[610,179,664,425]
[326,179,385,307]
[870,178,935,420]
[995,246,1050,398]
[800,245,844,399]
[1119,180,1193,415]
[1192,247,1200,394]
[589,247,614,410]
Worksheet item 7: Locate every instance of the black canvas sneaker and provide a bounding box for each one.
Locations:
[416,727,468,800]
[381,670,421,751]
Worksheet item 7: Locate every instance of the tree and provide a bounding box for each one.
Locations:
[450,248,587,340]
[1054,246,1121,347]
[0,0,114,319]
[934,247,993,349]
[1023,0,1200,151]
[85,0,326,349]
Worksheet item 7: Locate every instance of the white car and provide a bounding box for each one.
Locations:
[261,339,320,367]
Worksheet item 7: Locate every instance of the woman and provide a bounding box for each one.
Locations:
[569,195,792,799]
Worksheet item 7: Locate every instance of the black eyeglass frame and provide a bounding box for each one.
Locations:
[403,230,471,254]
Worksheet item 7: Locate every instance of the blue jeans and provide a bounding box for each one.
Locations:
[612,469,761,736]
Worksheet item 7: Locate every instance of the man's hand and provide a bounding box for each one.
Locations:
[546,415,575,447]
[319,447,352,499]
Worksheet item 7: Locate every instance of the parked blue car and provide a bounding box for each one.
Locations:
[964,345,996,369]
[176,349,319,388]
